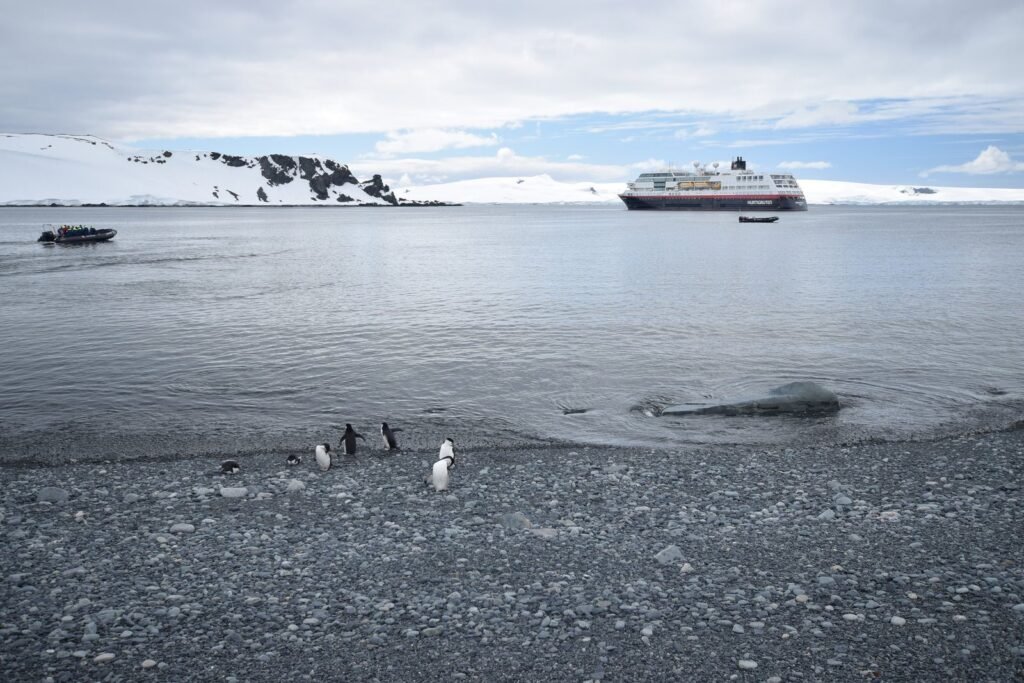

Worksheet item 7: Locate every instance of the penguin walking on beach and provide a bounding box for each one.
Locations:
[220,460,241,475]
[380,422,401,451]
[286,454,302,466]
[315,443,332,472]
[341,424,365,456]
[431,438,456,492]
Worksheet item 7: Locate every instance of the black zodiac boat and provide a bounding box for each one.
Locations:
[39,225,118,244]
[738,216,779,223]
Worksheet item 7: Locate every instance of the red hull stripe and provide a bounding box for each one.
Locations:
[619,194,802,200]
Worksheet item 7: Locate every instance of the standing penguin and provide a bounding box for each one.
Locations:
[380,422,402,450]
[314,443,332,472]
[341,424,365,456]
[431,438,456,491]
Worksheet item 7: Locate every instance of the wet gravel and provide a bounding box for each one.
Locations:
[1,429,1022,682]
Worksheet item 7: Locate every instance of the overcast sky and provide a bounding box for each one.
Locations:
[3,0,1023,186]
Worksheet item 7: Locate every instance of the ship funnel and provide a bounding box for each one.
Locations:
[731,156,747,171]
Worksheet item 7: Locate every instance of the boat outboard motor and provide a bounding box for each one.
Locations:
[38,230,56,242]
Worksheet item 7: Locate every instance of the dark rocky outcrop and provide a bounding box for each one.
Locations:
[249,153,363,201]
[220,155,247,168]
[257,187,268,203]
[359,174,398,205]
[258,157,293,186]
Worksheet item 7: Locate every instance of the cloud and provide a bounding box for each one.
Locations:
[778,160,832,169]
[673,126,716,139]
[775,102,859,129]
[351,146,634,185]
[373,129,500,156]
[2,1,1022,139]
[923,145,1024,175]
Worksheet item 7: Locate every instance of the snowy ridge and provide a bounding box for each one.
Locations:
[0,134,414,207]
[2,134,1022,206]
[400,175,1024,206]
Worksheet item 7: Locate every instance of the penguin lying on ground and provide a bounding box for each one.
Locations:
[381,422,401,450]
[430,438,456,491]
[315,444,332,472]
[341,424,365,455]
[286,454,301,466]
[220,460,241,475]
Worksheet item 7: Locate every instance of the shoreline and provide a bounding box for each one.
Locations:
[2,427,1022,681]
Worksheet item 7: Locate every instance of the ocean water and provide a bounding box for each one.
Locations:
[1,204,1022,463]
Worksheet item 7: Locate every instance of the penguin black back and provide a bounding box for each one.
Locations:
[381,422,401,450]
[220,459,241,474]
[341,423,365,455]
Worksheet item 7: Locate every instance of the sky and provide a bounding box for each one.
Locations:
[3,0,1024,188]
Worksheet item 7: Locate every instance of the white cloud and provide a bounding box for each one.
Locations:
[775,102,859,129]
[779,160,833,169]
[373,129,500,156]
[351,146,634,185]
[673,126,716,139]
[567,154,585,160]
[923,146,1024,176]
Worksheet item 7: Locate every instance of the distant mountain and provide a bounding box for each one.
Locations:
[3,134,1021,207]
[398,175,1024,206]
[0,133,443,207]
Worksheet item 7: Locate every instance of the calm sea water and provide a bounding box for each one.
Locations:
[1,205,1022,463]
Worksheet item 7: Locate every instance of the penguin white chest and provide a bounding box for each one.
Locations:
[315,445,331,471]
[432,458,450,491]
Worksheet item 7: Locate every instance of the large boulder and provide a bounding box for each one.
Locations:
[662,381,840,416]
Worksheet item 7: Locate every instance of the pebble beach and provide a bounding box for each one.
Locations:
[2,428,1023,682]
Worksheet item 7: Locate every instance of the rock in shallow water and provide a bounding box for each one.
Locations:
[662,381,840,416]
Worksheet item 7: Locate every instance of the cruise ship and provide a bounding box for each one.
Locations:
[619,156,807,211]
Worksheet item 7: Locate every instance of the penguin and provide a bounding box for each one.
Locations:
[341,424,365,456]
[439,437,455,465]
[286,454,301,466]
[220,460,241,475]
[431,438,456,492]
[380,422,402,450]
[315,444,332,472]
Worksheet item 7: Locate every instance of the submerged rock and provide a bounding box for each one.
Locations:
[662,381,840,416]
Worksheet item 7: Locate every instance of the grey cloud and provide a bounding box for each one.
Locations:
[2,0,1022,139]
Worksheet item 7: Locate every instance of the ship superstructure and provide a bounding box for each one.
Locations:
[619,157,808,211]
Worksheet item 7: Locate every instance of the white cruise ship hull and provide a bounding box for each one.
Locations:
[619,194,808,211]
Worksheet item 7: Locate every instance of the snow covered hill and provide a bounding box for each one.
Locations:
[2,133,1022,206]
[400,176,1024,206]
[0,133,421,206]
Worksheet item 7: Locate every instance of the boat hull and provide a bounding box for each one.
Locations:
[619,195,807,211]
[40,228,118,244]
